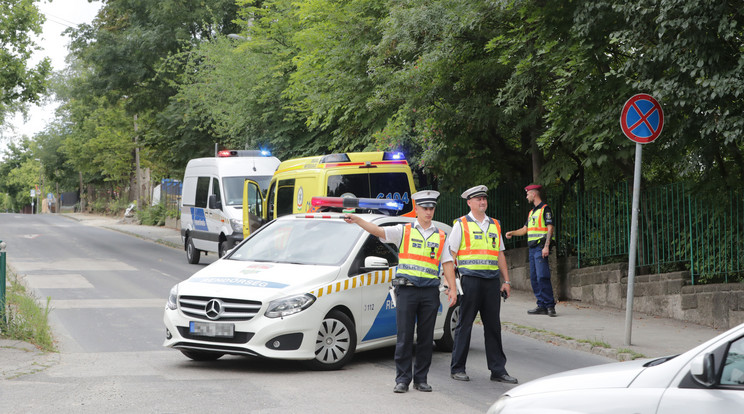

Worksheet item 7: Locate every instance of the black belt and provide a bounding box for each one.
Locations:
[391,277,416,287]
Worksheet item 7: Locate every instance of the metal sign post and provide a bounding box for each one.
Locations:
[620,93,663,346]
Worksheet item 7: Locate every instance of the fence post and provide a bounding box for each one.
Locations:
[1,239,6,325]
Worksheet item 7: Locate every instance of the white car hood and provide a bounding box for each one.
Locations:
[178,259,339,300]
[507,359,651,398]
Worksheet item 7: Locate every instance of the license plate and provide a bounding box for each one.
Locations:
[189,321,235,338]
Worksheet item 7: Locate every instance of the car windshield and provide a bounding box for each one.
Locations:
[228,218,363,265]
[223,175,273,206]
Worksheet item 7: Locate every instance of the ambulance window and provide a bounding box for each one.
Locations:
[194,177,210,208]
[211,178,222,206]
[276,179,295,217]
[327,173,412,215]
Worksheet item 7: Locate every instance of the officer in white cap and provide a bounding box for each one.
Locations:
[441,185,518,384]
[344,190,446,393]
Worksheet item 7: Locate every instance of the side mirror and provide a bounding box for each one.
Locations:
[361,256,389,272]
[690,353,717,387]
[208,194,222,210]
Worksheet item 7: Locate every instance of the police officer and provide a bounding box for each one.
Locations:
[506,184,557,317]
[344,190,446,393]
[442,185,518,384]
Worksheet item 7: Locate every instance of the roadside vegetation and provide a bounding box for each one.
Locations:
[0,266,56,353]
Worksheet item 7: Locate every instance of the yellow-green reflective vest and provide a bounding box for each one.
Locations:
[397,223,446,287]
[527,205,548,244]
[455,216,501,279]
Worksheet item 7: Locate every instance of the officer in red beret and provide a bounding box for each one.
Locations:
[506,184,557,317]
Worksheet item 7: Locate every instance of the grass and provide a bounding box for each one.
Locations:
[1,265,57,352]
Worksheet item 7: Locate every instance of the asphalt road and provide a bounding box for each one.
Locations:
[0,213,613,413]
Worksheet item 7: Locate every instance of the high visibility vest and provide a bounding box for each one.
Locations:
[527,205,548,244]
[397,223,446,287]
[455,216,501,279]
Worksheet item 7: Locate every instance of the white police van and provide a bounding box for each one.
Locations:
[180,150,281,264]
[164,197,458,370]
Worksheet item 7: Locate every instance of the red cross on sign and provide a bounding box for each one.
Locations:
[620,94,664,144]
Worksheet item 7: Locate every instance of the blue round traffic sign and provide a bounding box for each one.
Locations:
[620,94,664,144]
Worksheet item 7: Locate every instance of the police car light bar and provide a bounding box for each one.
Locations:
[311,197,404,211]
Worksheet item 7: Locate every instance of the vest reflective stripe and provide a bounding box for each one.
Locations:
[456,216,500,275]
[397,224,445,285]
[527,205,548,243]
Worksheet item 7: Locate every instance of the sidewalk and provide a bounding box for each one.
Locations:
[2,213,728,380]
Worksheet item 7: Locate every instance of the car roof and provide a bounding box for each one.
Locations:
[279,212,452,232]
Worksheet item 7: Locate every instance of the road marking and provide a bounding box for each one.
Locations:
[23,274,94,289]
[11,259,136,272]
[49,298,165,309]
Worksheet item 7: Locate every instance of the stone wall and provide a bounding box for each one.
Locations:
[504,248,744,330]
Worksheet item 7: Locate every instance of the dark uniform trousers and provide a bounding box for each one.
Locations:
[450,275,508,376]
[394,285,440,385]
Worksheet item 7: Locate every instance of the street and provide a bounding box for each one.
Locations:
[0,213,613,413]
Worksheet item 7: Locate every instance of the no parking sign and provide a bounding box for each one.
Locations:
[620,93,664,144]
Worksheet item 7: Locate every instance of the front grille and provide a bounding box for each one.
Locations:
[179,295,262,321]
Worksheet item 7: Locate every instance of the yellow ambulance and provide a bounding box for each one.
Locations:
[242,151,417,237]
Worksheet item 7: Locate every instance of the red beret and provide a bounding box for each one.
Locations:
[524,184,542,191]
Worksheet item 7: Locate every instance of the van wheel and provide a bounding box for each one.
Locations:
[180,349,223,361]
[305,310,357,371]
[218,239,228,258]
[435,304,459,352]
[186,236,201,264]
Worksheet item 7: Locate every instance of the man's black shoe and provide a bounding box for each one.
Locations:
[491,373,518,384]
[547,307,557,317]
[413,383,432,392]
[527,307,548,315]
[450,372,470,381]
[393,383,409,393]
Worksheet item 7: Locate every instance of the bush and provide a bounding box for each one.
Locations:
[137,203,167,226]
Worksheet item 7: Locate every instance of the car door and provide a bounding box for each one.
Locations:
[657,335,744,413]
[353,225,401,344]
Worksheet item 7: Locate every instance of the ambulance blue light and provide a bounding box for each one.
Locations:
[382,151,406,161]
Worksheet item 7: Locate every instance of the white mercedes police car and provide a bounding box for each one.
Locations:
[163,198,458,370]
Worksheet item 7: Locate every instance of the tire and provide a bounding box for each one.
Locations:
[218,238,227,258]
[435,303,459,352]
[305,310,357,371]
[186,236,201,264]
[180,349,224,361]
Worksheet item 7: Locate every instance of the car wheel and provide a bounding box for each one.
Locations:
[305,310,357,371]
[180,349,224,361]
[186,236,200,264]
[435,304,459,352]
[218,238,227,258]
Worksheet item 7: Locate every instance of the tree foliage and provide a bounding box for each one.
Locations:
[3,0,744,208]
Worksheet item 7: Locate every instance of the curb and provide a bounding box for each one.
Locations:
[502,322,644,362]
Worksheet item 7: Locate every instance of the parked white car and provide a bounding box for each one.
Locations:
[488,322,744,413]
[164,210,457,370]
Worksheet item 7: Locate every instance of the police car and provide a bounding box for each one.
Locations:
[163,197,458,370]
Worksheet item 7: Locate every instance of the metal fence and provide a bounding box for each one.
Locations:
[428,182,743,285]
[559,182,744,285]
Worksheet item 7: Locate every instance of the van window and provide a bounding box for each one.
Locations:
[276,179,295,217]
[223,175,273,206]
[195,177,210,208]
[327,173,412,214]
[212,177,222,207]
[267,181,277,219]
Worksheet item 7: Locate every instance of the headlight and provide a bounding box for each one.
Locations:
[265,294,316,318]
[166,285,178,310]
[229,218,242,233]
[487,395,511,414]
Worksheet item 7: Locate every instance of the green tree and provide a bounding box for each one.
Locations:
[0,0,51,126]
